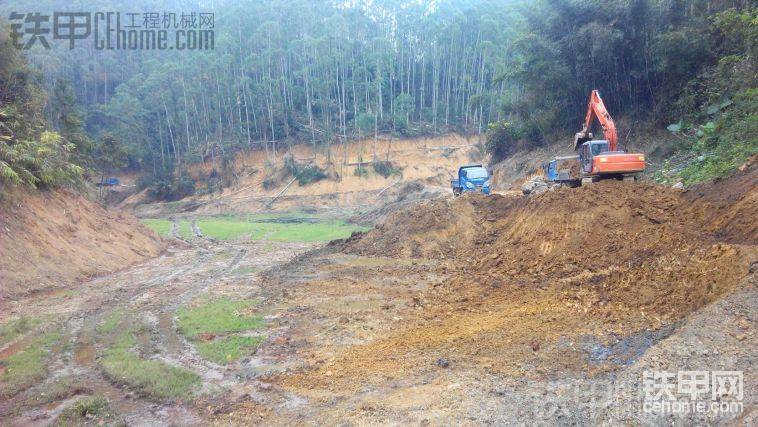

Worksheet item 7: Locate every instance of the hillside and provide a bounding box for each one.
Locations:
[122,134,482,216]
[0,190,165,299]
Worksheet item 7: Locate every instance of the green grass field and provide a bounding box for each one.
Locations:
[177,298,265,365]
[99,326,199,400]
[0,328,62,398]
[142,213,367,242]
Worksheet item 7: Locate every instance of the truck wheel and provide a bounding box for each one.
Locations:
[622,175,636,183]
[581,177,594,186]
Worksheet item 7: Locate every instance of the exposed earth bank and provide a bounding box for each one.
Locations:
[0,189,164,300]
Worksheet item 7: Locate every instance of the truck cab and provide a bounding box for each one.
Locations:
[451,165,491,196]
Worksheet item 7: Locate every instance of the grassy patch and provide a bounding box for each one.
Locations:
[55,395,124,427]
[177,298,265,365]
[99,328,199,400]
[0,317,40,347]
[141,214,367,242]
[24,376,91,407]
[195,336,264,365]
[177,298,263,339]
[197,219,260,240]
[264,220,366,242]
[141,218,171,236]
[96,310,125,336]
[232,266,258,276]
[0,329,62,398]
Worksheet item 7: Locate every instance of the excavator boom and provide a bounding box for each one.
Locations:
[573,90,618,151]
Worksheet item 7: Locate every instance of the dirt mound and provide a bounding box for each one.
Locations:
[349,180,447,225]
[0,189,165,299]
[345,178,754,321]
[306,178,755,391]
[682,164,758,245]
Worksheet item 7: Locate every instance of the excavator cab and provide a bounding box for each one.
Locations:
[579,140,610,174]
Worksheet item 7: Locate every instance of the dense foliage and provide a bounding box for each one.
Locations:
[0,30,82,189]
[0,0,754,190]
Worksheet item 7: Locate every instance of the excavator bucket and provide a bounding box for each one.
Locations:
[573,131,592,151]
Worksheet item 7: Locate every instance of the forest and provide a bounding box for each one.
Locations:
[0,0,755,193]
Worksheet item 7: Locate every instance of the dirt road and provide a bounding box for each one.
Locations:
[0,237,318,425]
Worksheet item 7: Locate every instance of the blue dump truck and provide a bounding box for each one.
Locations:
[451,164,491,196]
[96,177,120,187]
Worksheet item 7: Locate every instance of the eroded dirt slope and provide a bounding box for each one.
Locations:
[0,189,165,299]
[123,134,480,217]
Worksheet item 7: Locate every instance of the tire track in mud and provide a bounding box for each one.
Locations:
[3,236,318,425]
[2,242,219,425]
[152,247,249,390]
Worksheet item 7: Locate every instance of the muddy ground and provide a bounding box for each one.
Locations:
[1,167,756,425]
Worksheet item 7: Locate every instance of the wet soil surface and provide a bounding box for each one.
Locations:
[0,237,317,425]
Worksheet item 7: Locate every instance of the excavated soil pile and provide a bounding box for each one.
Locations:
[682,163,757,245]
[295,176,755,391]
[0,189,165,299]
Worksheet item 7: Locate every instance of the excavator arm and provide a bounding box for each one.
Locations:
[573,90,618,151]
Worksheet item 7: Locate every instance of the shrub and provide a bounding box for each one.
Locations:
[0,130,82,189]
[282,155,327,186]
[485,120,527,162]
[353,164,368,177]
[140,166,195,201]
[372,160,401,178]
[295,164,327,185]
[677,88,758,184]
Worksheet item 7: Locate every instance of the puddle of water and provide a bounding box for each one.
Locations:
[158,312,181,355]
[74,342,95,365]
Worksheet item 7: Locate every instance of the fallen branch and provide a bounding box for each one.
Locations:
[375,179,402,198]
[267,176,297,207]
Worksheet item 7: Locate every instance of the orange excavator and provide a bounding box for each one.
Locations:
[543,90,645,185]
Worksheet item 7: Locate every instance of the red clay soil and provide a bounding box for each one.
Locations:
[0,189,165,300]
[292,176,755,392]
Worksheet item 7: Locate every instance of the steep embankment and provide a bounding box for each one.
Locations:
[122,134,481,216]
[0,189,165,299]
